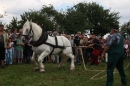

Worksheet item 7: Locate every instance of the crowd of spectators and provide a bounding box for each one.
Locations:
[0,24,130,68]
[0,27,33,67]
[47,30,130,65]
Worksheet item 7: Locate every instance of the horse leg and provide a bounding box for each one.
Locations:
[58,53,69,68]
[31,52,38,71]
[38,51,49,73]
[58,53,65,68]
[66,53,75,71]
[62,47,75,71]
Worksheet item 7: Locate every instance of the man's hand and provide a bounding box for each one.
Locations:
[101,53,105,60]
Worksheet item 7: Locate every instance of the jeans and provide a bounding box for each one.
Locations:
[5,49,13,64]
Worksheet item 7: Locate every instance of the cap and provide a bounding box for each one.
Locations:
[71,34,74,36]
[111,25,119,30]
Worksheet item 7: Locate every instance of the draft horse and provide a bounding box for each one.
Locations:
[22,20,75,72]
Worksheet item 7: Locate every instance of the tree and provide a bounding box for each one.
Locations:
[39,2,120,35]
[62,2,89,34]
[59,2,120,36]
[6,2,120,36]
[120,20,130,38]
[6,17,19,32]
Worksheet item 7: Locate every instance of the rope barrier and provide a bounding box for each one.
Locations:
[57,45,129,80]
[78,47,130,80]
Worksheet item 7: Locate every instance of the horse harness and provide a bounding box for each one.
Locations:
[22,23,34,39]
[30,32,65,55]
[23,23,65,55]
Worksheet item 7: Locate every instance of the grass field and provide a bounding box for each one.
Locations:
[0,59,130,86]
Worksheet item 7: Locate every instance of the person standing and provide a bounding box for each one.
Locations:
[7,29,12,38]
[74,31,81,64]
[87,34,102,65]
[124,39,129,59]
[5,37,14,64]
[80,36,89,64]
[0,24,8,68]
[101,25,127,86]
[16,29,24,64]
[23,37,32,64]
[11,29,18,64]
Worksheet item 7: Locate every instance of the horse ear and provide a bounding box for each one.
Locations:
[26,20,29,22]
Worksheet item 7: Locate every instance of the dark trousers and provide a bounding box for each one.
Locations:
[23,44,32,63]
[106,53,127,86]
[82,48,91,64]
[0,46,5,60]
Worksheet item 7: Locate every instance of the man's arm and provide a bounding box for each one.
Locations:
[101,46,109,57]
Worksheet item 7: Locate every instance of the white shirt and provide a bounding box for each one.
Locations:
[124,43,128,49]
[7,42,14,51]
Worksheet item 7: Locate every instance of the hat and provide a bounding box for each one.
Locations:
[111,25,119,30]
[71,34,74,36]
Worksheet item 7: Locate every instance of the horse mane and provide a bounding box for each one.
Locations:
[32,22,42,31]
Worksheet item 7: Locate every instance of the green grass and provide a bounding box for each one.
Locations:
[0,59,130,86]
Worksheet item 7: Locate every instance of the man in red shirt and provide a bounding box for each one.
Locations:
[87,34,102,65]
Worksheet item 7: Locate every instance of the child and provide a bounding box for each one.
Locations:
[5,38,14,64]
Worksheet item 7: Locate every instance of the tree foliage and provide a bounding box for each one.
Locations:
[6,2,120,36]
[6,17,19,32]
[120,20,130,35]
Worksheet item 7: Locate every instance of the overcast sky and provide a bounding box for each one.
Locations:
[0,0,130,26]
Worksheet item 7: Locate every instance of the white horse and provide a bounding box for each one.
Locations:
[22,20,75,72]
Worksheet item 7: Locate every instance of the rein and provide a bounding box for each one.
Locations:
[22,23,34,39]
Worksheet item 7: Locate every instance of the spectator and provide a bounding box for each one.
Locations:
[87,34,102,65]
[7,29,12,38]
[11,29,18,64]
[128,39,130,58]
[16,29,24,64]
[41,24,46,32]
[0,24,8,68]
[70,34,75,46]
[80,35,89,63]
[70,34,75,60]
[124,39,129,59]
[74,31,81,64]
[23,38,32,64]
[5,37,14,64]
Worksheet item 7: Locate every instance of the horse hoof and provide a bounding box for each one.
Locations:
[40,70,45,73]
[70,67,75,71]
[33,69,38,72]
[40,69,45,73]
[57,66,62,69]
[70,69,75,71]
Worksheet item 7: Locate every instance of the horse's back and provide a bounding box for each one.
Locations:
[47,35,71,47]
[59,36,71,47]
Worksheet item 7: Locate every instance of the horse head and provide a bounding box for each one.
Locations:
[22,20,34,41]
[22,20,43,42]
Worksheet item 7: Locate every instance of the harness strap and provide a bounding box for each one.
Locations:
[50,47,55,55]
[55,35,58,48]
[45,42,65,48]
[45,36,64,55]
[31,32,65,55]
